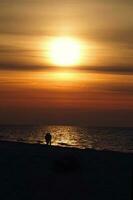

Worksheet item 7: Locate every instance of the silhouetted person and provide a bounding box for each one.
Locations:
[45,132,52,145]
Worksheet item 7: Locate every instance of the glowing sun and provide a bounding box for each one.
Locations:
[48,37,81,67]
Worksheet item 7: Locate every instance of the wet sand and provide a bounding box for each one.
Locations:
[0,141,132,200]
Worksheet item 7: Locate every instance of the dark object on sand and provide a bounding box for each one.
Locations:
[53,153,80,173]
[45,132,52,145]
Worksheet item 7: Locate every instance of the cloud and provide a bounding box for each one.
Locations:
[0,62,48,71]
[0,44,133,74]
[0,61,133,75]
[92,28,133,46]
[107,85,133,95]
[87,66,133,74]
[0,0,133,4]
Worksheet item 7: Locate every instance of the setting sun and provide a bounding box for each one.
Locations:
[47,37,81,67]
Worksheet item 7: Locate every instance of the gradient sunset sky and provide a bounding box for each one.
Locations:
[0,0,133,126]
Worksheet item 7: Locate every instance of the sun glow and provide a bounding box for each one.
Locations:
[47,37,82,67]
[50,71,77,81]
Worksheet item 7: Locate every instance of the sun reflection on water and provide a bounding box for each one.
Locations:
[43,126,93,149]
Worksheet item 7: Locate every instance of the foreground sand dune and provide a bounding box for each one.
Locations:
[0,141,132,200]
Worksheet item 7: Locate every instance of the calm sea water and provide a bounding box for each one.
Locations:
[0,125,133,153]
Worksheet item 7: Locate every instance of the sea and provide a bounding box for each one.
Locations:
[0,125,133,153]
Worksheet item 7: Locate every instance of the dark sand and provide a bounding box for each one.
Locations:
[0,141,132,200]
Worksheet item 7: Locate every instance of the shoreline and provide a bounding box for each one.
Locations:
[0,138,133,153]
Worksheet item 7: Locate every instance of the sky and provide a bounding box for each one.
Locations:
[0,0,133,126]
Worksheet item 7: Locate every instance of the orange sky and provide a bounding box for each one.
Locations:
[0,0,133,70]
[0,0,133,126]
[0,69,132,126]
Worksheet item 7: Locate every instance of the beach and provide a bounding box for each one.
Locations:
[0,141,132,200]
